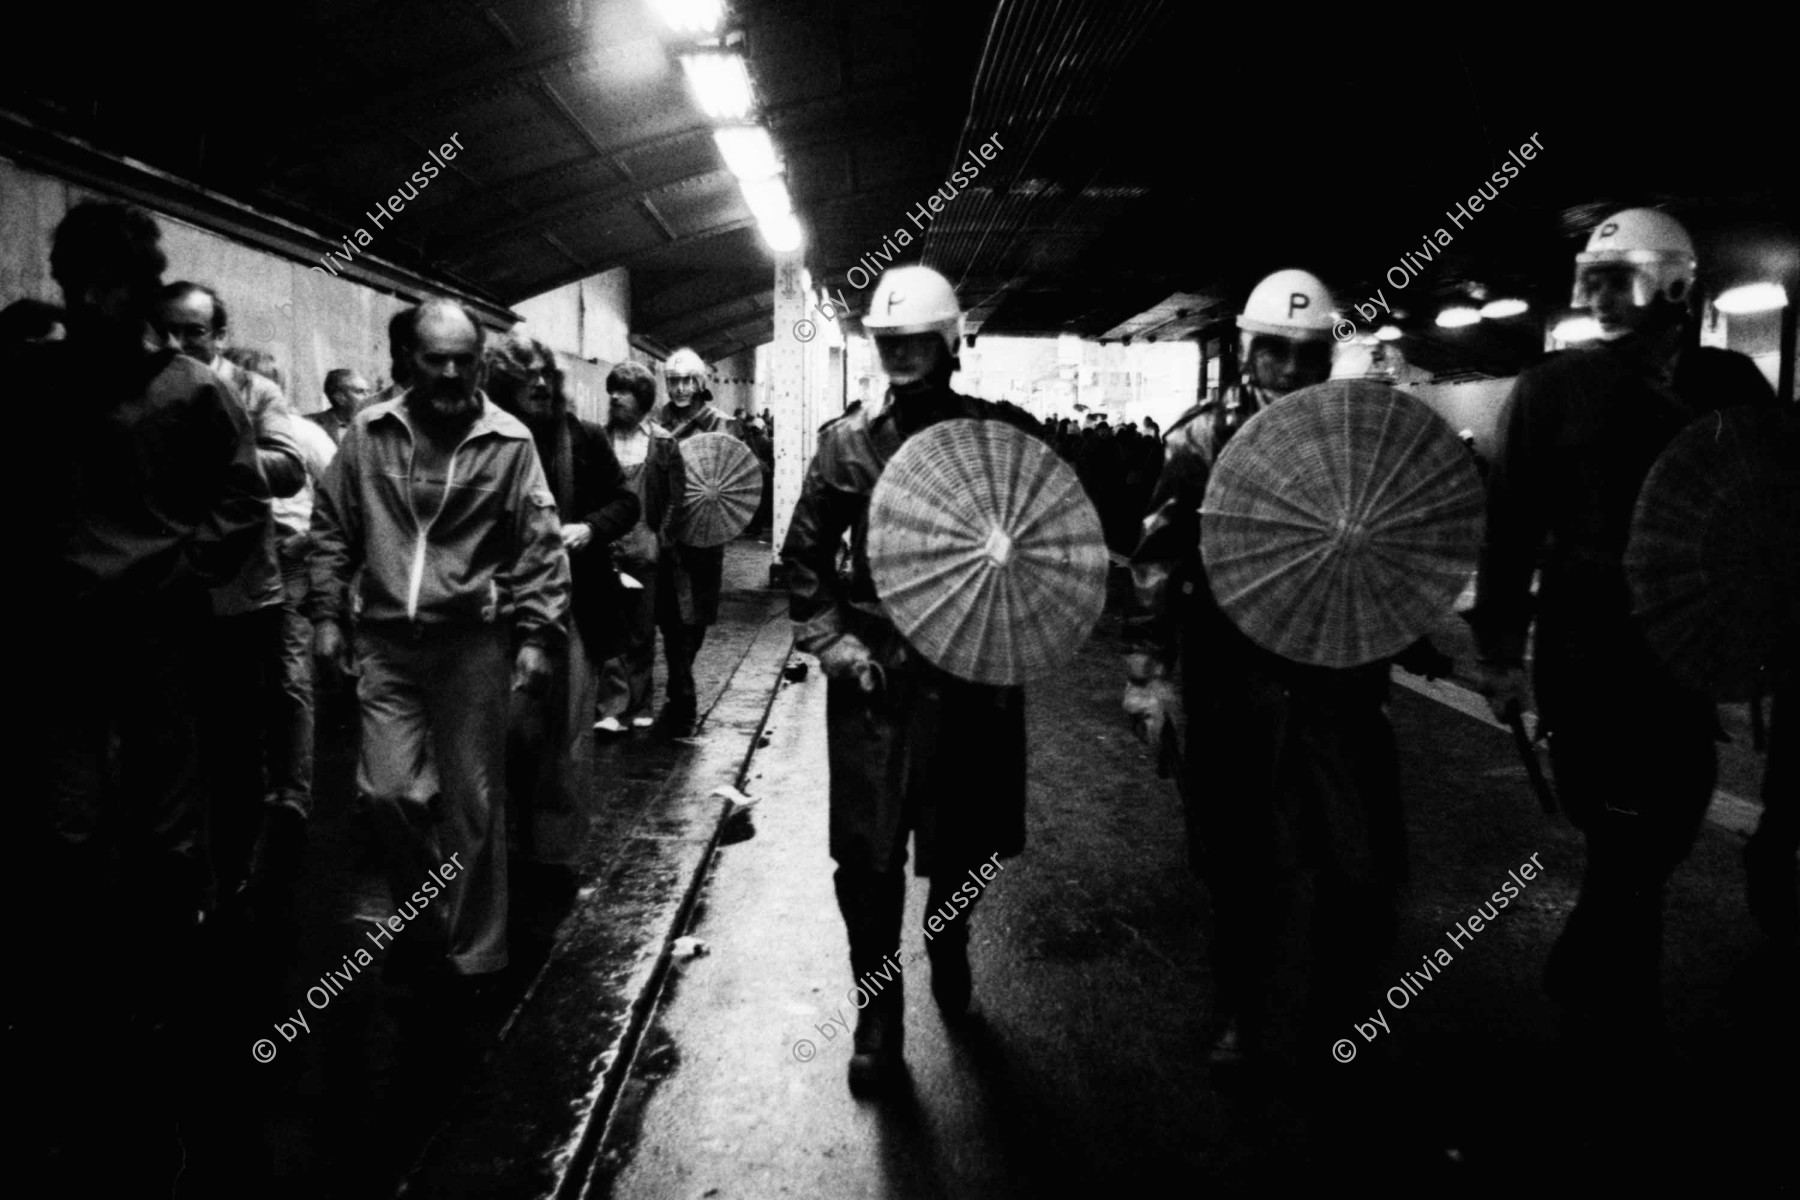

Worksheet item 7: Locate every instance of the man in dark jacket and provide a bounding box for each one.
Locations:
[485,332,639,873]
[783,265,1041,1095]
[31,202,269,1016]
[158,281,309,913]
[1469,208,1778,1041]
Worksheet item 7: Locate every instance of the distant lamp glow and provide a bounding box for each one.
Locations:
[713,126,779,180]
[679,52,753,120]
[1436,305,1481,329]
[1375,324,1403,341]
[1552,315,1603,343]
[758,211,803,253]
[655,0,725,35]
[1480,297,1529,319]
[1715,282,1789,314]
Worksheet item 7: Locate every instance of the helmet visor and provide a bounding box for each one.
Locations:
[1572,256,1694,310]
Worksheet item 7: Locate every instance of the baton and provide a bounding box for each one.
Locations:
[1503,701,1557,814]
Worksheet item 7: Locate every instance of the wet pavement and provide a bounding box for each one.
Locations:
[18,545,1793,1196]
[587,573,1796,1196]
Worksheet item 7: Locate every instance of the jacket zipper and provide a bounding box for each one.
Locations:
[404,418,469,622]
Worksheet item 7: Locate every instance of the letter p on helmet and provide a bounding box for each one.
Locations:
[1289,292,1311,317]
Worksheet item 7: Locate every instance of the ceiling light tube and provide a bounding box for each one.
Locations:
[1375,324,1403,341]
[679,52,753,120]
[654,0,725,36]
[739,176,792,225]
[713,126,779,180]
[759,211,804,253]
[1479,298,1529,319]
[1436,306,1481,328]
[1715,282,1789,314]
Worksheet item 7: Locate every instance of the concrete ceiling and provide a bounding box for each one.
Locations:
[5,1,1793,376]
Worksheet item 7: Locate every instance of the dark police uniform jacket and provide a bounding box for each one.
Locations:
[782,385,1042,876]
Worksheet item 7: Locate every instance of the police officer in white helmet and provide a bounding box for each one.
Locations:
[781,265,1044,1095]
[649,346,735,736]
[1124,268,1425,1076]
[1469,208,1779,1045]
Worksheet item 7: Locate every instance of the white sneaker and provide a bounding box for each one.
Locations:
[630,715,655,729]
[593,716,627,734]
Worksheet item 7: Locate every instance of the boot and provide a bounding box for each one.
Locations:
[924,877,973,1019]
[848,974,904,1097]
[834,867,906,1095]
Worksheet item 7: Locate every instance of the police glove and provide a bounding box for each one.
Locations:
[1474,660,1530,724]
[1122,653,1180,744]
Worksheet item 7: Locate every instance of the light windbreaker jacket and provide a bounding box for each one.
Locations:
[309,392,570,650]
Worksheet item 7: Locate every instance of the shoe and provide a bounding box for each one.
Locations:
[630,716,655,729]
[593,716,627,735]
[655,702,697,738]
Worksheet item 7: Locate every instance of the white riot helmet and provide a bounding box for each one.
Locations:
[864,265,964,360]
[1237,269,1337,343]
[665,346,709,382]
[1572,208,1697,310]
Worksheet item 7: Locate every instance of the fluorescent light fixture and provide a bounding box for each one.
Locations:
[1715,281,1789,314]
[679,52,753,120]
[1375,324,1403,341]
[713,126,779,180]
[1436,305,1481,328]
[655,0,725,35]
[739,176,792,225]
[1480,298,1529,319]
[1551,315,1603,343]
[759,211,804,253]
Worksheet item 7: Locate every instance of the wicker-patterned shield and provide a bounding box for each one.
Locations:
[1201,380,1485,667]
[867,419,1108,686]
[677,432,764,548]
[1625,406,1800,700]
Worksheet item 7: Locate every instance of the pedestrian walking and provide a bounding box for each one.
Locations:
[485,332,637,877]
[594,361,686,733]
[309,299,569,993]
[651,347,735,735]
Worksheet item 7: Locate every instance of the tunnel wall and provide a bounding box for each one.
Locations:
[2,152,632,424]
[2,153,418,415]
[514,271,633,426]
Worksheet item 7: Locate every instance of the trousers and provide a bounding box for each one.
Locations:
[508,623,598,866]
[596,556,659,721]
[356,623,511,975]
[270,551,316,817]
